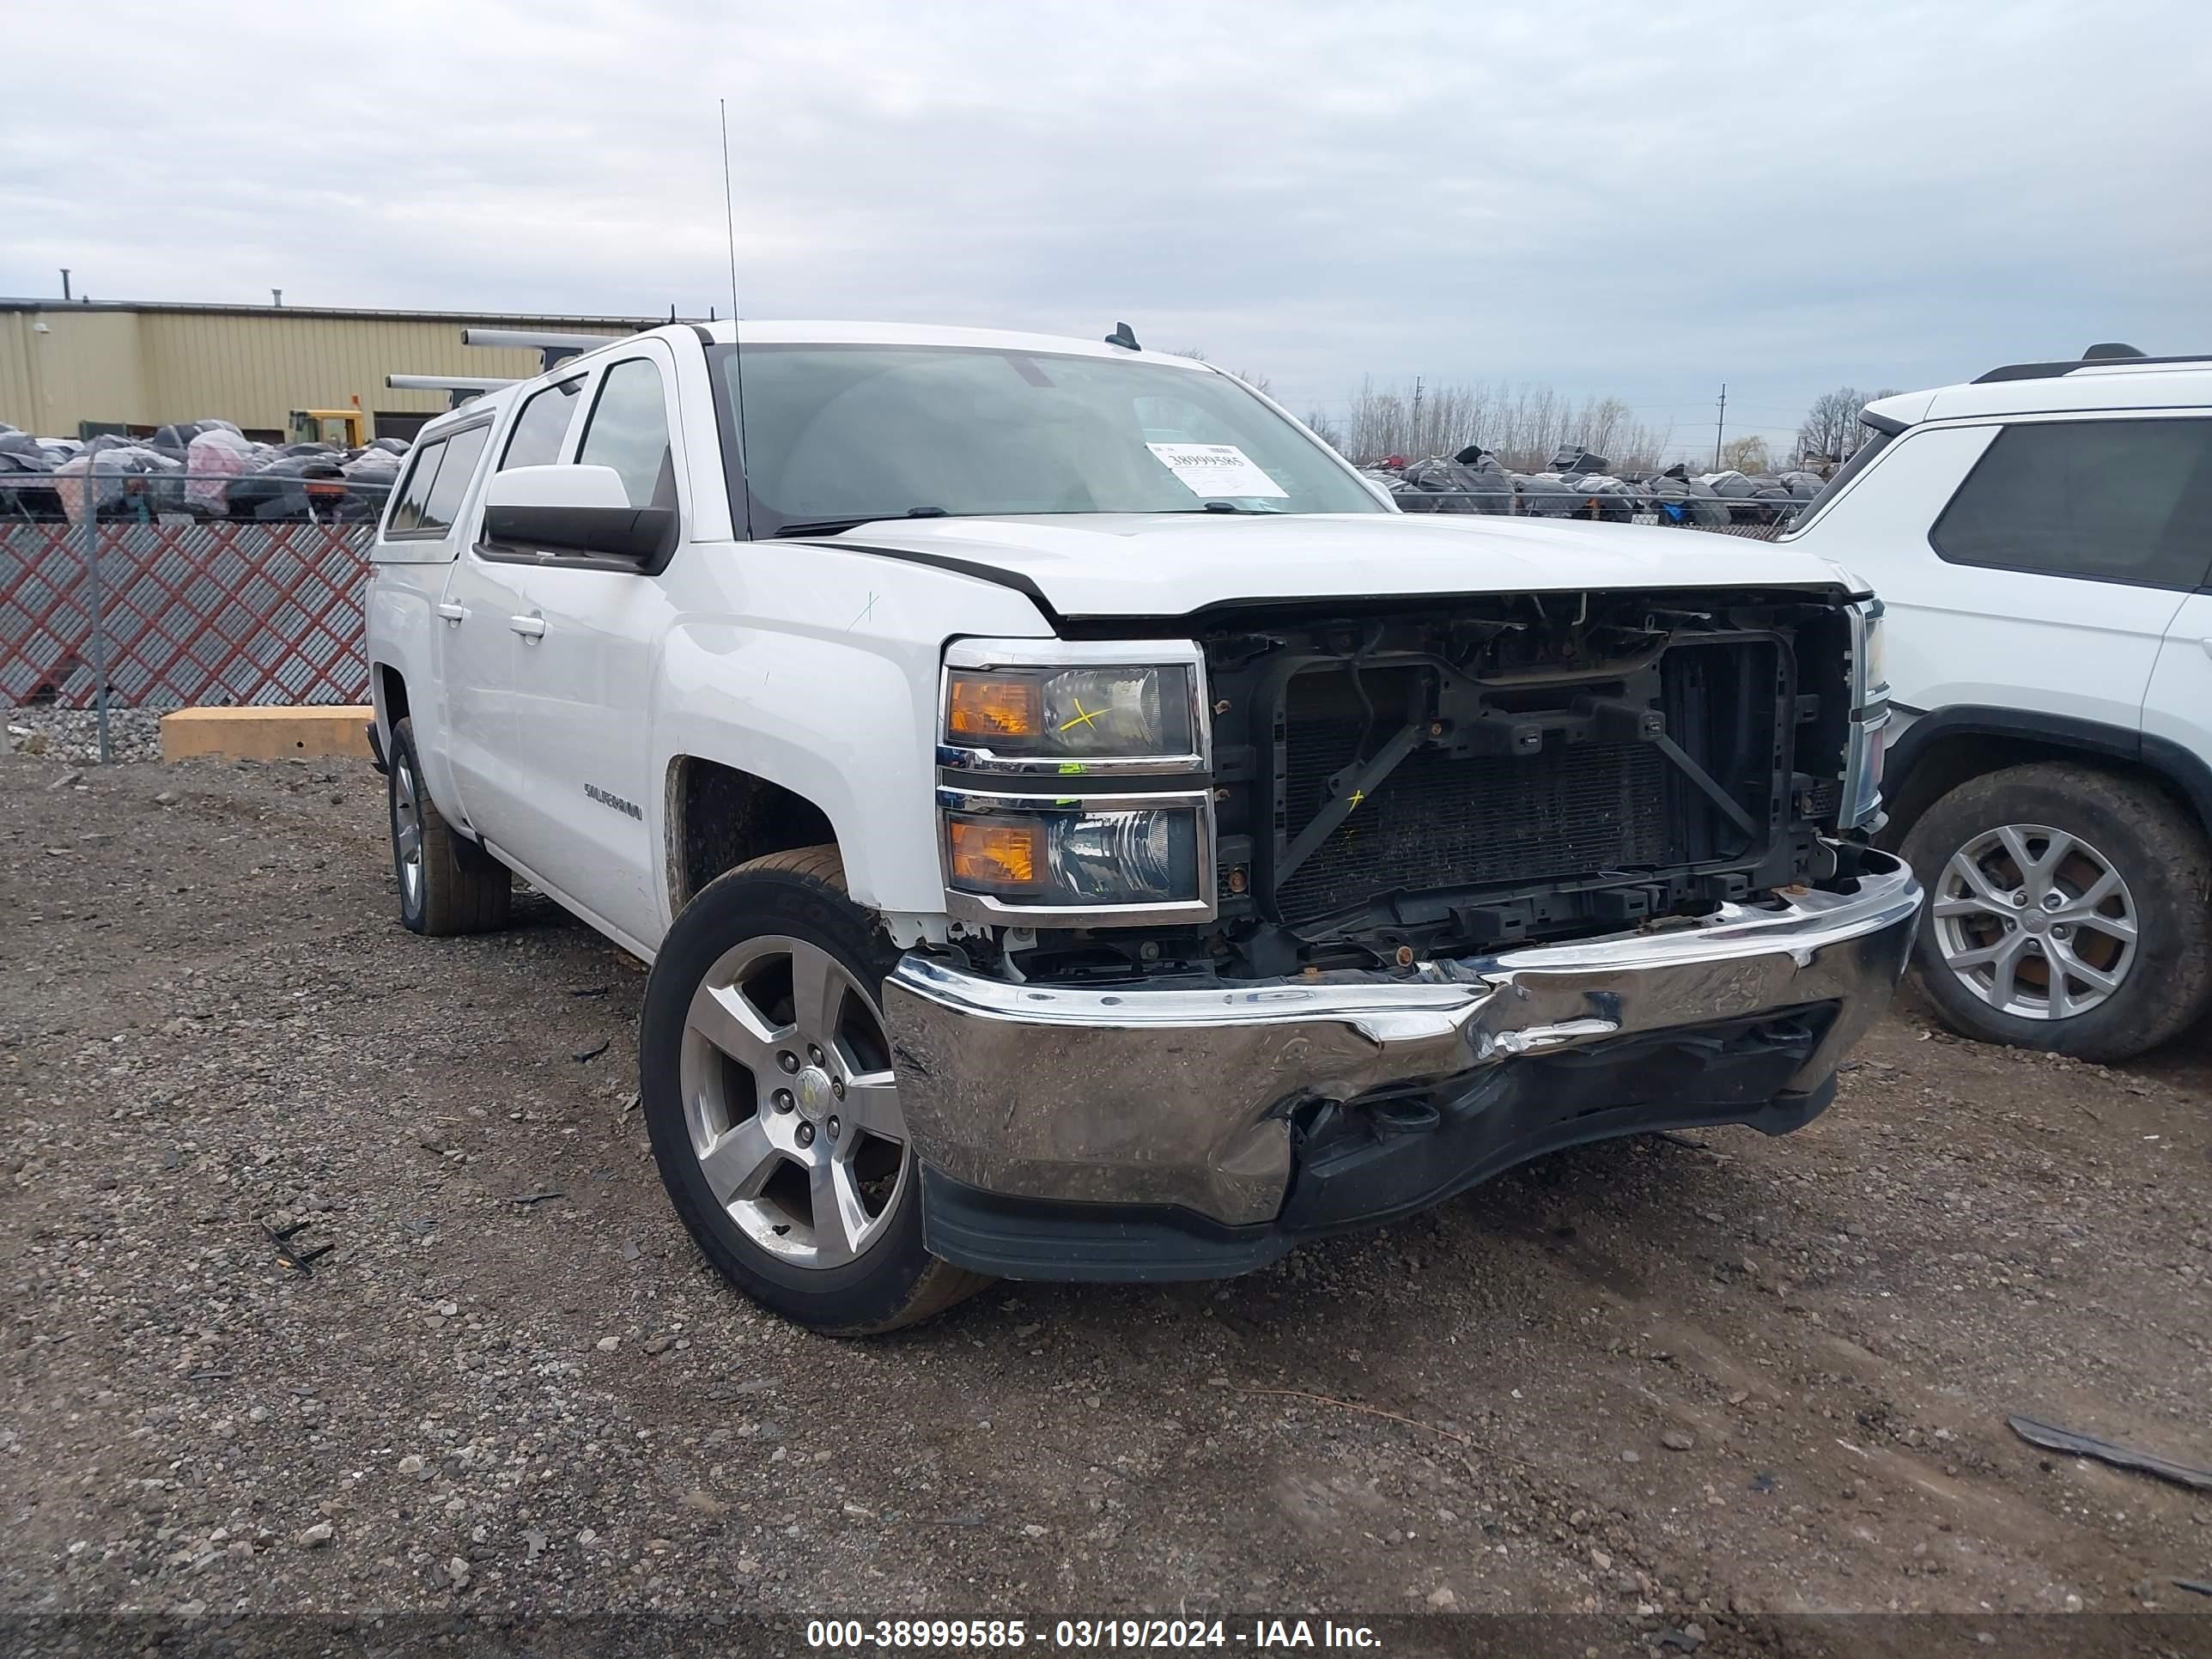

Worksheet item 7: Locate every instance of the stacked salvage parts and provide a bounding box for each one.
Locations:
[0,417,407,524]
[1374,446,1824,527]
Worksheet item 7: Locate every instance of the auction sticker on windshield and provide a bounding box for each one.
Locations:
[1145,442,1289,499]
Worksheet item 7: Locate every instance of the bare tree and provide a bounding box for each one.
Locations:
[1324,377,1670,472]
[1796,387,1901,465]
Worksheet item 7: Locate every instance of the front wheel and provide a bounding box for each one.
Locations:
[639,846,988,1334]
[1901,762,2212,1060]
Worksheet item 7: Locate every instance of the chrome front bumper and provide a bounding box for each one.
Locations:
[884,848,1923,1228]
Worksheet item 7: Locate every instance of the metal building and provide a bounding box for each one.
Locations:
[0,297,681,441]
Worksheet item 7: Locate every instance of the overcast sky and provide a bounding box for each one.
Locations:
[5,0,2208,455]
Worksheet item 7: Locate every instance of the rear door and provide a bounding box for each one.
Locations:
[1881,416,2203,734]
[2136,422,2212,782]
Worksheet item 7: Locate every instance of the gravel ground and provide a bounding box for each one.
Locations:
[4,750,2209,1646]
[6,707,163,764]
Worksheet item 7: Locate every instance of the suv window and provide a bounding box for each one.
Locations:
[501,375,585,471]
[385,438,445,535]
[413,425,491,538]
[1930,417,2212,590]
[578,358,676,510]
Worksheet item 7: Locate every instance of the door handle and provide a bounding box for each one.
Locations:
[435,602,466,625]
[508,614,547,640]
[2202,635,2212,661]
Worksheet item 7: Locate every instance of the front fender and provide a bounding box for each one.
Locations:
[655,623,944,919]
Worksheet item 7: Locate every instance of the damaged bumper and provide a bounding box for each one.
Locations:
[884,847,1922,1279]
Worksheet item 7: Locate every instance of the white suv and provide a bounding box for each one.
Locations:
[1783,346,2212,1060]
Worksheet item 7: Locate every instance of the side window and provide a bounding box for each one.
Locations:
[577,358,677,511]
[414,426,492,538]
[385,439,446,535]
[500,375,586,471]
[1930,418,2212,590]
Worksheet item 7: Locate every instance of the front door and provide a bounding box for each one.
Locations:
[499,345,690,946]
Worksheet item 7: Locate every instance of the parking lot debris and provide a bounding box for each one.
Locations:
[263,1219,334,1276]
[2173,1579,2212,1597]
[574,1039,610,1063]
[571,986,611,999]
[2006,1414,2212,1492]
[507,1189,565,1206]
[1236,1385,1473,1447]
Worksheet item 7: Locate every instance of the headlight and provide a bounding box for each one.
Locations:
[943,796,1206,909]
[945,664,1198,763]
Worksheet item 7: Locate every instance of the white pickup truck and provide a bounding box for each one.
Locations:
[364,319,1920,1333]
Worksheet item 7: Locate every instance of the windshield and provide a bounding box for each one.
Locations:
[708,343,1386,534]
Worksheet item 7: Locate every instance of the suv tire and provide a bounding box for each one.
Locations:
[641,845,988,1334]
[1902,762,2212,1060]
[387,716,512,936]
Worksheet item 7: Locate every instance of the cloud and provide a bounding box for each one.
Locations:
[4,0,2208,452]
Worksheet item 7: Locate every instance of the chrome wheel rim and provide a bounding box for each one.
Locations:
[392,756,424,911]
[678,935,908,1268]
[1932,823,2138,1021]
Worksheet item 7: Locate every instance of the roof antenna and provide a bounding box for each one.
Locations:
[1104,321,1140,351]
[720,96,755,542]
[2081,342,2146,361]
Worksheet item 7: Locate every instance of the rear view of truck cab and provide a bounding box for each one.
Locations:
[363,320,1920,1334]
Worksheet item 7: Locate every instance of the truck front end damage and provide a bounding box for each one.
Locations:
[886,584,1918,1279]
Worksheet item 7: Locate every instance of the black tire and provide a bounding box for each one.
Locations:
[386,716,512,936]
[640,845,988,1334]
[1901,762,2212,1060]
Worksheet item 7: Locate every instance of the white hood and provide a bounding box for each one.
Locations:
[802,513,1864,619]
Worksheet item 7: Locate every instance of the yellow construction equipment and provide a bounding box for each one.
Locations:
[288,399,369,448]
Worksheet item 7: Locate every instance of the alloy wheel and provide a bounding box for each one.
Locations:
[678,934,908,1267]
[392,756,424,911]
[1930,823,2138,1020]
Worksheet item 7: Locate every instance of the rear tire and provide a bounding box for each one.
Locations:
[386,716,511,936]
[641,844,988,1334]
[1901,762,2212,1060]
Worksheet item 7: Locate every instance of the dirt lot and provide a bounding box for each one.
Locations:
[4,749,2209,1644]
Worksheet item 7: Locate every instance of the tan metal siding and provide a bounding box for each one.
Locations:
[0,311,149,432]
[2,308,637,437]
[0,314,37,430]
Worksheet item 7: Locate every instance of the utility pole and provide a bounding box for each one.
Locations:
[1713,382,1728,471]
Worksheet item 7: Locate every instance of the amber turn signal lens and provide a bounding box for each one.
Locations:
[946,675,1042,740]
[947,818,1040,889]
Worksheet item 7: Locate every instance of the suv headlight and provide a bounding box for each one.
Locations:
[937,640,1215,924]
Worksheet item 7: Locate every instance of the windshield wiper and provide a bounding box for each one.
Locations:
[773,507,950,539]
[1162,501,1282,514]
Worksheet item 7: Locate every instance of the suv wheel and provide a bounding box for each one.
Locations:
[387,717,512,936]
[640,845,988,1334]
[1902,762,2212,1060]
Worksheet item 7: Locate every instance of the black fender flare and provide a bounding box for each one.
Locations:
[1887,703,2212,837]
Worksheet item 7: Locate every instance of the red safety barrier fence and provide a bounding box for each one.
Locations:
[1,519,372,709]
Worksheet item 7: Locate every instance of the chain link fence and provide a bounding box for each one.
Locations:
[2,478,383,756]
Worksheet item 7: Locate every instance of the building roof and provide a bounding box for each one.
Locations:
[0,296,693,328]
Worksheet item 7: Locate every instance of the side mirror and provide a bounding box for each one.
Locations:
[480,465,676,565]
